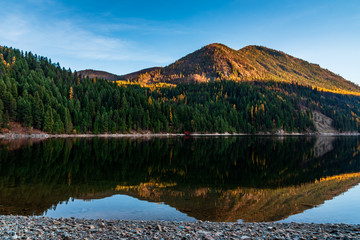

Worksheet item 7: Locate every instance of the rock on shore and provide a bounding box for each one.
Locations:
[1,216,360,239]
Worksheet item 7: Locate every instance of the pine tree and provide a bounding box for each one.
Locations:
[3,110,9,128]
[32,92,44,129]
[64,108,73,133]
[43,109,54,133]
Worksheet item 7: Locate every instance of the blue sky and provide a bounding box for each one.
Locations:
[0,0,359,85]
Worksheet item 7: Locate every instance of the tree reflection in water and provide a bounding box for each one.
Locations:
[0,136,359,222]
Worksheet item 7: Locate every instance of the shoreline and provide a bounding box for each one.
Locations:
[1,215,359,239]
[0,132,360,140]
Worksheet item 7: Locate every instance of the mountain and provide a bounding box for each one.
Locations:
[119,43,360,94]
[77,69,120,81]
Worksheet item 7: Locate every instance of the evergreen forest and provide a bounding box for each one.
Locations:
[1,46,360,134]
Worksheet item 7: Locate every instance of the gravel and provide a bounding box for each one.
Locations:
[0,215,359,239]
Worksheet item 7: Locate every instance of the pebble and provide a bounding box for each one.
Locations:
[156,224,162,232]
[0,215,359,239]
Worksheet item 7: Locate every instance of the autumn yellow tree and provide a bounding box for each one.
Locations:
[69,86,74,100]
[169,106,173,123]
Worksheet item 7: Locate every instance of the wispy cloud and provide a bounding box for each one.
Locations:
[0,0,178,68]
[0,15,31,42]
[0,13,170,62]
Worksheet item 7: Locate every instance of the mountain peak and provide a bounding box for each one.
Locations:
[204,42,226,48]
[203,43,232,50]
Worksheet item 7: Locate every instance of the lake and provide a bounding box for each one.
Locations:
[0,136,360,223]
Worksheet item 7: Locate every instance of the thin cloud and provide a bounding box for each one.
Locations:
[0,15,30,42]
[0,11,173,65]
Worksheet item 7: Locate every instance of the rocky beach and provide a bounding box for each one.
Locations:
[1,216,359,239]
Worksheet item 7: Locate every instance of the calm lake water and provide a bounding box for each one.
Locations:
[0,136,360,223]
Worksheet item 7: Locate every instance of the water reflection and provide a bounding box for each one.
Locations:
[0,136,360,222]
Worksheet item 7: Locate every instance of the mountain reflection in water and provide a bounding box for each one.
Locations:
[0,136,359,222]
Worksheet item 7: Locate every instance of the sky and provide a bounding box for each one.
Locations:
[0,0,359,85]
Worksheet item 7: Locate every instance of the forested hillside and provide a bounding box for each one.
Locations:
[0,45,360,134]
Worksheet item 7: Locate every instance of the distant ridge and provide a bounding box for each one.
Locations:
[119,67,163,82]
[115,43,360,94]
[78,69,120,81]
